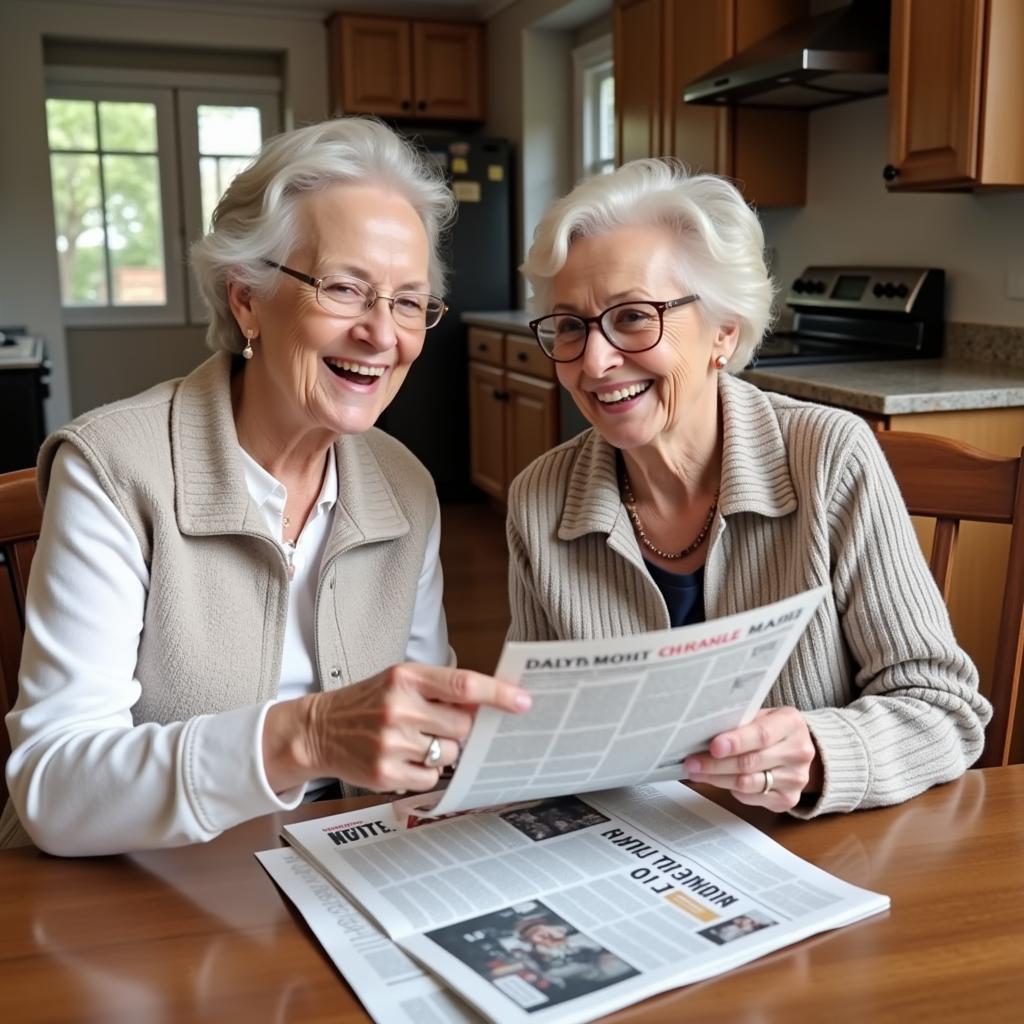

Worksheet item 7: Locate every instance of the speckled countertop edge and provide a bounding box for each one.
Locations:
[462,310,534,334]
[740,359,1024,414]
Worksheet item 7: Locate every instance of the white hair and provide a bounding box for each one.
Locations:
[191,116,457,355]
[521,159,775,369]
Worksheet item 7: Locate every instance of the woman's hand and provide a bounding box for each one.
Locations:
[683,707,822,812]
[262,664,532,794]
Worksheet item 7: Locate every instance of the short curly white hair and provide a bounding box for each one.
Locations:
[191,116,456,355]
[521,159,775,370]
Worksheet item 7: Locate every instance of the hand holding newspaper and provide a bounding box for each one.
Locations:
[258,588,888,1024]
[416,586,829,816]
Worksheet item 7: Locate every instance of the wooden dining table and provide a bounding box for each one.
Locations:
[1,765,1022,1023]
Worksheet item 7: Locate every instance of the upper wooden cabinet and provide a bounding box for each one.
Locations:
[328,14,485,122]
[614,0,808,208]
[887,0,1024,190]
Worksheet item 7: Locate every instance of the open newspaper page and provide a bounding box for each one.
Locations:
[256,844,482,1024]
[281,782,888,1024]
[422,587,827,816]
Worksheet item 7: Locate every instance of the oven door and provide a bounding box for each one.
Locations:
[752,331,900,366]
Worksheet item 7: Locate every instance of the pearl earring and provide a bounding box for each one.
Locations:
[714,353,728,370]
[242,328,257,360]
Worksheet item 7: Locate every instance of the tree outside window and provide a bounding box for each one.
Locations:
[45,76,279,325]
[47,97,166,307]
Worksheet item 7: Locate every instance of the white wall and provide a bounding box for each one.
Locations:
[759,95,1024,327]
[520,29,573,281]
[485,0,608,304]
[0,0,328,428]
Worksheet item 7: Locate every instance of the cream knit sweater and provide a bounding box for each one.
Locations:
[506,373,991,817]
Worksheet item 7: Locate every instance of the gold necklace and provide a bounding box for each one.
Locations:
[620,467,719,560]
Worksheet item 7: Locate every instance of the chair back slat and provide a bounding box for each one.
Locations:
[8,539,37,614]
[985,460,1024,766]
[0,469,42,805]
[876,432,1024,769]
[929,519,959,600]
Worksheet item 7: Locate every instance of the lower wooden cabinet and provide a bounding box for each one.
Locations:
[468,362,506,499]
[506,373,559,487]
[467,328,559,500]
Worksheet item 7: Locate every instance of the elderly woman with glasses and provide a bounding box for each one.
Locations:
[509,160,989,817]
[1,117,530,854]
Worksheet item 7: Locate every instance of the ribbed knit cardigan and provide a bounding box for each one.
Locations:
[506,372,991,817]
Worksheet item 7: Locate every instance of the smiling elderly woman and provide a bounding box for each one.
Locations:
[1,117,529,854]
[508,159,990,817]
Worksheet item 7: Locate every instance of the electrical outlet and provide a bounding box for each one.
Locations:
[1008,267,1024,301]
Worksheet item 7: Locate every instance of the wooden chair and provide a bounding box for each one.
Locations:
[876,432,1024,768]
[0,469,42,805]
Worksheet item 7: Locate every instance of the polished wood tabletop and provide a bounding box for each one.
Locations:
[1,766,1022,1023]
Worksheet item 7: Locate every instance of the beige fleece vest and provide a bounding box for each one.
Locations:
[1,354,436,845]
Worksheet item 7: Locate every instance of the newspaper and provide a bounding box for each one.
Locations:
[255,845,482,1024]
[419,586,828,816]
[275,782,888,1024]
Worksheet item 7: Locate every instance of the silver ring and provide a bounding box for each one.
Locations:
[761,768,774,794]
[423,736,442,768]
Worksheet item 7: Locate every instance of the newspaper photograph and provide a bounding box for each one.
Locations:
[281,780,888,1024]
[420,586,828,816]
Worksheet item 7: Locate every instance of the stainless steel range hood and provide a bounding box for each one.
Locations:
[684,0,890,110]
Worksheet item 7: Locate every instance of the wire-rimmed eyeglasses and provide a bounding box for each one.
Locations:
[529,296,700,363]
[262,259,448,330]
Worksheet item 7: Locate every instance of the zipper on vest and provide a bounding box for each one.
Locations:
[283,539,296,579]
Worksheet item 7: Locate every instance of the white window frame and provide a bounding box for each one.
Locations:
[46,67,281,328]
[572,35,614,181]
[177,89,280,323]
[45,81,185,327]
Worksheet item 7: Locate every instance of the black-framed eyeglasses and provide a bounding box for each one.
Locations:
[529,296,700,363]
[261,259,448,330]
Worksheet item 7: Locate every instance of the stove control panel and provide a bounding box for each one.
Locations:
[785,267,942,316]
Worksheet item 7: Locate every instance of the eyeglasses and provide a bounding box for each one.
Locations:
[262,259,447,330]
[529,296,700,363]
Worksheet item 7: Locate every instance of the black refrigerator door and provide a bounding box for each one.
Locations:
[378,138,513,499]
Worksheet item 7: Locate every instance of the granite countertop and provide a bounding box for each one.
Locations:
[462,311,1024,414]
[462,310,534,335]
[741,358,1024,415]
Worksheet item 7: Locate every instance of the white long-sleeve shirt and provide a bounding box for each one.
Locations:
[6,443,449,854]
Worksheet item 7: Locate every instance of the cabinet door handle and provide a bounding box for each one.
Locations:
[477,342,489,352]
[516,352,528,362]
[417,100,428,111]
[401,99,411,111]
[882,164,900,182]
[493,389,509,401]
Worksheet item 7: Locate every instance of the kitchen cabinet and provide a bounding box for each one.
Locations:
[614,0,808,207]
[328,14,484,122]
[467,329,559,501]
[886,0,1024,190]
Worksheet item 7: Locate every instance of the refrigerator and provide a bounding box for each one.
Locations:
[377,136,514,500]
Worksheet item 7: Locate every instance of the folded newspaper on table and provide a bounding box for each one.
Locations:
[261,782,888,1024]
[257,586,888,1023]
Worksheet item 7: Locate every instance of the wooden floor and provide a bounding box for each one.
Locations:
[439,500,511,672]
